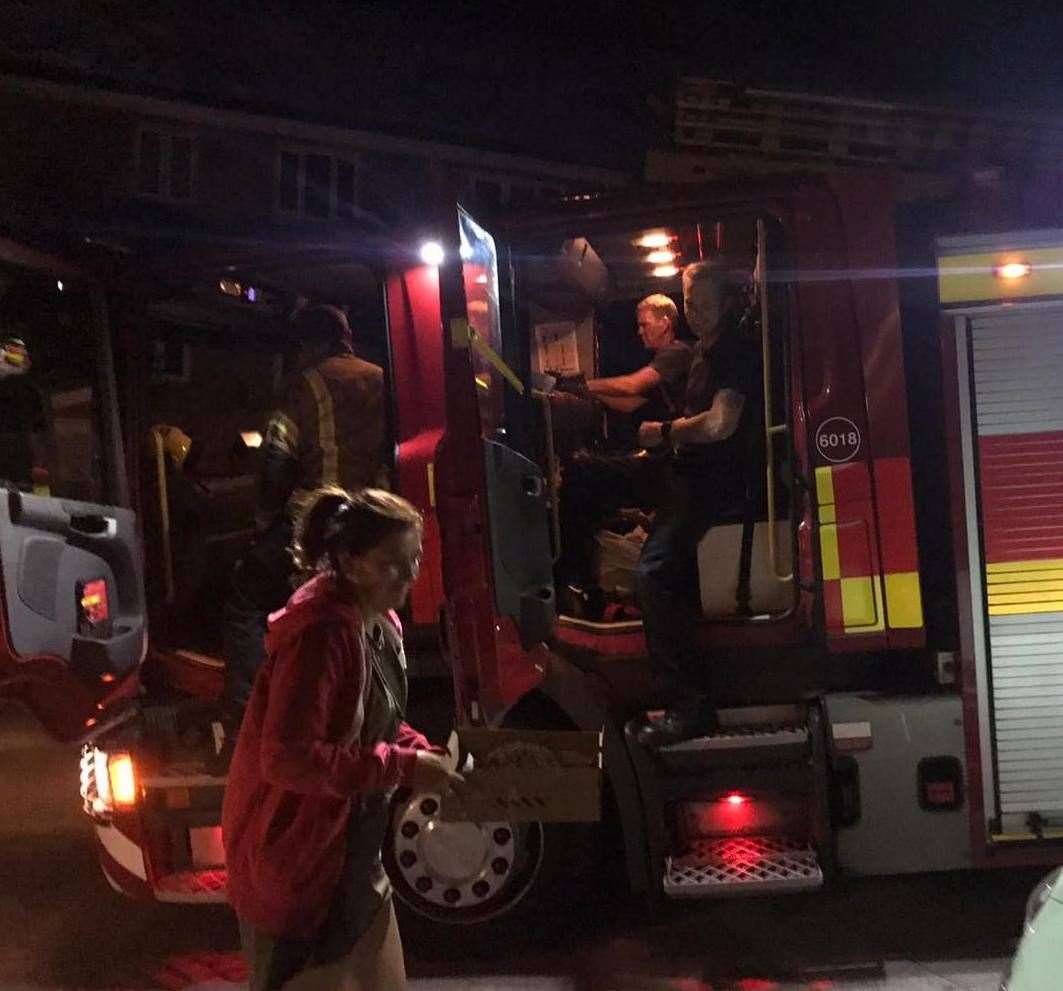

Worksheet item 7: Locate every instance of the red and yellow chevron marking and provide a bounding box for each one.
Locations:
[816,458,923,636]
[978,429,1063,616]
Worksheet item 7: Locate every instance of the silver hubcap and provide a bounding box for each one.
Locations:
[391,791,524,910]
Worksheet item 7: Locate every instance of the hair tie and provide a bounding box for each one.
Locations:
[322,499,354,546]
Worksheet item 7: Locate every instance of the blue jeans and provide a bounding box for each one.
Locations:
[636,471,741,706]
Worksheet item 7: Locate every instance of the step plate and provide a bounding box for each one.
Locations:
[155,868,228,903]
[662,726,808,753]
[664,836,823,898]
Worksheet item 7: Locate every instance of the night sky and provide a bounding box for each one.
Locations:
[4,1,1063,170]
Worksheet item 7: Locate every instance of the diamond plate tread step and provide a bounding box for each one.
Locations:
[152,951,247,990]
[154,868,229,903]
[657,726,810,773]
[662,726,808,753]
[664,835,823,898]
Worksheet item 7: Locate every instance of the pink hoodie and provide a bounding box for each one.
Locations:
[222,574,429,937]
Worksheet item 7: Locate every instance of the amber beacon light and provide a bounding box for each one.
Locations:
[993,260,1032,281]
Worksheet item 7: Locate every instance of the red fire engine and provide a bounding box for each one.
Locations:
[1,167,1061,934]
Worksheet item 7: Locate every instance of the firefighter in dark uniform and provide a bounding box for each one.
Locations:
[222,305,389,713]
[552,295,693,619]
[634,260,761,747]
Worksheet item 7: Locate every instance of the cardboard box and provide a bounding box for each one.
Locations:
[442,727,602,823]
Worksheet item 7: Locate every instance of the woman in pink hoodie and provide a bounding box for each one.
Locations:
[222,486,462,990]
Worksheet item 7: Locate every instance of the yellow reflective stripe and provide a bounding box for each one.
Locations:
[450,316,525,395]
[820,523,840,581]
[990,600,1063,616]
[820,504,836,524]
[938,245,1063,304]
[993,828,1063,843]
[266,410,300,454]
[885,571,923,628]
[990,578,1063,595]
[468,328,525,396]
[987,558,1063,573]
[815,465,835,508]
[842,575,884,631]
[302,368,338,485]
[985,558,1063,616]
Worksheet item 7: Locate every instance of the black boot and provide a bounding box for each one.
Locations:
[635,698,718,749]
[558,583,607,621]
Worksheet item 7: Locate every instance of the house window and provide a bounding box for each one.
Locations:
[275,149,360,220]
[135,128,196,201]
[462,173,571,213]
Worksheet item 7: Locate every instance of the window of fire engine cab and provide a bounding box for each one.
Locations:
[135,269,387,656]
[0,266,105,503]
[529,215,795,626]
[459,209,506,439]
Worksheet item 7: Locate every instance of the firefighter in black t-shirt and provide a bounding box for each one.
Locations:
[634,260,761,748]
[585,294,692,421]
[552,295,693,619]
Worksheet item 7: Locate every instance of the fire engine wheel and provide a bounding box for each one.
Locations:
[385,790,548,928]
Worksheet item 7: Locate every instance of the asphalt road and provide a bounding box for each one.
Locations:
[0,700,1043,990]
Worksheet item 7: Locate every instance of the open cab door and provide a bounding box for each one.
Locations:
[0,242,146,742]
[433,208,555,722]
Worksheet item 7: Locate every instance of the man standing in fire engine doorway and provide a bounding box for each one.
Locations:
[552,294,693,619]
[221,304,389,716]
[633,260,761,748]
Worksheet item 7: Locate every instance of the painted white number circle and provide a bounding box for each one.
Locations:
[815,417,861,464]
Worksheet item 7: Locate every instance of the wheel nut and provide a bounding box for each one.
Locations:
[401,821,419,839]
[493,827,512,845]
[472,880,491,898]
[443,887,461,904]
[399,850,417,869]
[491,857,509,875]
[420,797,439,817]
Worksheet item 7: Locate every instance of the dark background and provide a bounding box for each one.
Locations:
[4,0,1063,171]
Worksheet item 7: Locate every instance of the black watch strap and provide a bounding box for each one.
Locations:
[660,420,673,443]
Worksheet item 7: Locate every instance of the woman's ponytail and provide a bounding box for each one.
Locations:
[293,486,350,572]
[292,485,423,576]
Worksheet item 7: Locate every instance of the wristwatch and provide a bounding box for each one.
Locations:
[660,420,673,444]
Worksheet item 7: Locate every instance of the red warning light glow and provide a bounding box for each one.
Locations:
[725,792,748,806]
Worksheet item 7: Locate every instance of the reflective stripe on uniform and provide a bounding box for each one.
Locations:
[265,409,300,456]
[303,368,338,485]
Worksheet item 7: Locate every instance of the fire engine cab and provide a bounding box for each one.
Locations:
[1,169,1062,934]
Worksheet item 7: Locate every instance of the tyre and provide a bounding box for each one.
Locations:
[385,692,610,952]
[384,790,551,937]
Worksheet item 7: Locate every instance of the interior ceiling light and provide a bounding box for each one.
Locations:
[652,264,679,278]
[646,249,676,265]
[994,261,1032,281]
[636,232,671,249]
